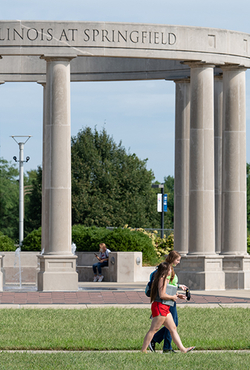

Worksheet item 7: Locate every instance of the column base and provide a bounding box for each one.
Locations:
[223,255,250,289]
[37,255,78,291]
[174,255,225,290]
[174,254,250,290]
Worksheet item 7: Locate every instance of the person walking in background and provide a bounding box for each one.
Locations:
[93,243,110,282]
[141,261,194,353]
[149,250,188,353]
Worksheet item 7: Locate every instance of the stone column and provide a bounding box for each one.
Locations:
[220,65,250,289]
[175,64,224,290]
[0,81,5,290]
[221,66,247,256]
[37,82,47,255]
[188,63,216,255]
[214,75,223,254]
[174,79,190,255]
[37,56,78,291]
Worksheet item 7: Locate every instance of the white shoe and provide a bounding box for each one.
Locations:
[98,275,104,282]
[93,276,98,282]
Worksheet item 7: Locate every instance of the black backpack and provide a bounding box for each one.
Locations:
[145,269,157,297]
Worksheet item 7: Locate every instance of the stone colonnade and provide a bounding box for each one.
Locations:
[36,57,250,291]
[174,63,250,290]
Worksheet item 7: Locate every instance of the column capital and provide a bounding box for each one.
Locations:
[220,63,247,72]
[182,60,215,69]
[40,54,77,62]
[174,77,190,84]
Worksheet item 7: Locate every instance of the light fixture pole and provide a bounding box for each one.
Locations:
[11,135,31,247]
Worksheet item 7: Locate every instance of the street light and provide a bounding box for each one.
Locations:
[152,183,165,238]
[11,135,32,247]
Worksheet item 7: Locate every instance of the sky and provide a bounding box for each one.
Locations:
[1,0,250,182]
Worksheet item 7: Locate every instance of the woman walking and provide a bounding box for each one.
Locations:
[141,261,194,353]
[149,251,187,353]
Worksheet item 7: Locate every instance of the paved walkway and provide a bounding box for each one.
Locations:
[0,282,249,308]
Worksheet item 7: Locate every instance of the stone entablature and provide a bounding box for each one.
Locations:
[0,21,250,67]
[1,21,249,84]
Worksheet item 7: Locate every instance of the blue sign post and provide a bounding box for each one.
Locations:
[152,184,166,238]
[163,194,168,212]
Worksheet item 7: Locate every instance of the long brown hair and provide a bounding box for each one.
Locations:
[165,250,181,283]
[150,262,171,302]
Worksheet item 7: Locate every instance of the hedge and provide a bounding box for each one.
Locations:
[0,232,16,251]
[19,225,158,264]
[72,225,157,264]
[6,227,250,262]
[102,227,157,264]
[72,225,111,251]
[21,227,42,251]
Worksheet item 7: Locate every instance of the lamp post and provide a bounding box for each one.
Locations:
[152,183,165,238]
[11,135,31,247]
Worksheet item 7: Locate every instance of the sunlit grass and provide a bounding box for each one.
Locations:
[0,307,249,351]
[0,351,249,370]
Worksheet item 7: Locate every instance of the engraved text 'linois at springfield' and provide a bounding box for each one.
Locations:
[0,27,177,46]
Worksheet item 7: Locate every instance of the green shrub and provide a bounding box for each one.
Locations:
[13,225,159,265]
[103,227,158,264]
[72,225,158,265]
[72,225,111,251]
[125,226,174,258]
[166,232,174,250]
[247,235,250,255]
[0,232,16,251]
[22,227,42,251]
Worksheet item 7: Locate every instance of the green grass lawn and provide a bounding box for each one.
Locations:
[0,352,249,370]
[0,307,249,369]
[0,307,248,350]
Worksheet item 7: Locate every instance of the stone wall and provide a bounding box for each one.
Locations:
[1,251,155,285]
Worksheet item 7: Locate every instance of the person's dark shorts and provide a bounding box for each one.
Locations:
[151,301,170,317]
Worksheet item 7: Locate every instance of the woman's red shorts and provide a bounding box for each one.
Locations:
[151,301,170,317]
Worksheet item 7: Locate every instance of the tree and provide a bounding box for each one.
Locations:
[0,158,19,240]
[25,166,42,235]
[71,126,156,228]
[163,175,174,229]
